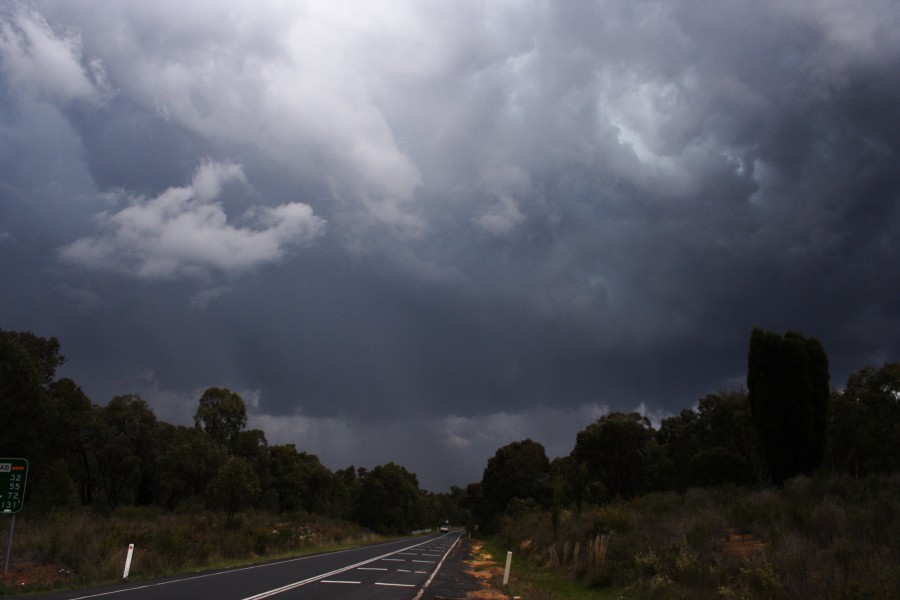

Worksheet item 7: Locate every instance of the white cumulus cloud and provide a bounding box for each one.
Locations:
[60,160,325,279]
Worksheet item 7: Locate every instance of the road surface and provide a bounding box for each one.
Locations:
[11,531,471,600]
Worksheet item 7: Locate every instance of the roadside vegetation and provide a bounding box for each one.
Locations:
[1,508,382,594]
[483,473,900,599]
[0,328,465,595]
[3,327,899,598]
[458,330,900,599]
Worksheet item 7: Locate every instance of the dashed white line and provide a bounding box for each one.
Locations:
[321,580,360,585]
[243,537,438,599]
[376,582,415,587]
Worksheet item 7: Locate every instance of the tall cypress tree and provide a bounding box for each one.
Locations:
[747,328,830,484]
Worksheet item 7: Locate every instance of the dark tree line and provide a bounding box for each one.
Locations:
[0,329,465,533]
[5,326,897,536]
[463,328,900,532]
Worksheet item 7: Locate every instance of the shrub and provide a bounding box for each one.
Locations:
[493,473,900,599]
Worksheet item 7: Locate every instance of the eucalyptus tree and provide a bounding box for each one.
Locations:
[479,438,551,530]
[194,387,248,450]
[828,362,900,476]
[572,412,655,500]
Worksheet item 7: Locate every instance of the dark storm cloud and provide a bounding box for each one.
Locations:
[2,1,900,489]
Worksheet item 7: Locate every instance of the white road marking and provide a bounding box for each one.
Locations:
[63,534,456,600]
[243,536,441,599]
[412,535,462,600]
[376,582,415,587]
[321,580,360,584]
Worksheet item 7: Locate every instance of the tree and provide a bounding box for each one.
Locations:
[0,330,64,458]
[295,452,335,515]
[91,395,160,507]
[657,408,704,491]
[194,387,248,450]
[264,444,336,515]
[331,466,361,520]
[747,328,830,484]
[695,391,761,480]
[354,462,426,534]
[232,429,270,500]
[572,412,655,500]
[206,457,260,525]
[479,439,550,531]
[157,425,225,509]
[267,444,305,512]
[828,362,900,476]
[47,378,96,505]
[0,330,65,386]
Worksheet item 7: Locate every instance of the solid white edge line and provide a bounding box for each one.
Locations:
[413,532,461,600]
[66,535,435,600]
[242,535,444,600]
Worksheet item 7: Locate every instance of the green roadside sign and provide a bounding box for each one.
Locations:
[0,458,28,513]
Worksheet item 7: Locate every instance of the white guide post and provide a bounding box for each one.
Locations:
[502,550,512,585]
[123,544,135,579]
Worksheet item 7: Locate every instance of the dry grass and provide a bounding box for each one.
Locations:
[0,507,378,595]
[494,473,900,599]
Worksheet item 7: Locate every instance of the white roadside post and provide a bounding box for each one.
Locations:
[123,544,135,580]
[502,550,512,586]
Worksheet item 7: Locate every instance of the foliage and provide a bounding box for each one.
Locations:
[479,439,551,532]
[206,457,261,524]
[0,329,462,537]
[573,412,655,500]
[0,508,378,594]
[2,322,898,594]
[492,473,900,599]
[747,328,830,484]
[0,331,63,458]
[827,362,900,476]
[193,387,249,450]
[354,462,428,534]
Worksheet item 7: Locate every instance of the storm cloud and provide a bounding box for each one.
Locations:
[2,0,899,490]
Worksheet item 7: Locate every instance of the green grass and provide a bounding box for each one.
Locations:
[480,537,644,600]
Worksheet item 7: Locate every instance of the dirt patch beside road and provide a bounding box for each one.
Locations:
[418,537,509,600]
[463,540,509,599]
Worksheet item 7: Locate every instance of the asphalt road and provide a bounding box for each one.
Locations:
[11,531,473,600]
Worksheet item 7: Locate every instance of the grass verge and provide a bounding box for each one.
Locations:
[0,508,394,596]
[477,537,642,600]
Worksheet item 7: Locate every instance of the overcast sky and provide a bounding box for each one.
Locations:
[2,0,899,491]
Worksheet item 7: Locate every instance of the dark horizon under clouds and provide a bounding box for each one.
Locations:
[2,1,899,491]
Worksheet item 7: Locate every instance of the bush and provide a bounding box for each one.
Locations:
[493,473,900,599]
[0,508,385,594]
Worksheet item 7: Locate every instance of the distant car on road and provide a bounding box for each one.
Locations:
[440,523,450,532]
